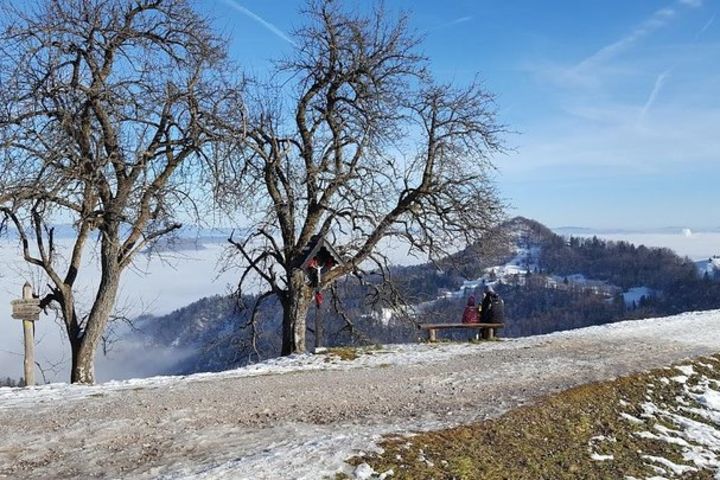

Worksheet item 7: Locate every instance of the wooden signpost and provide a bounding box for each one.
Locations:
[11,282,41,386]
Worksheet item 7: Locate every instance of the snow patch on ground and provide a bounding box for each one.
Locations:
[434,245,538,301]
[618,357,720,479]
[642,454,697,476]
[588,435,616,462]
[676,365,695,377]
[623,287,654,307]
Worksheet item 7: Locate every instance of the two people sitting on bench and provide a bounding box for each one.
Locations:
[461,286,505,324]
[461,286,504,340]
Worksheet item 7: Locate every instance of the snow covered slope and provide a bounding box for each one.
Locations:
[1,310,720,479]
[697,256,720,278]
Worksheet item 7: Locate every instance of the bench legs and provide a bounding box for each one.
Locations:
[482,328,495,340]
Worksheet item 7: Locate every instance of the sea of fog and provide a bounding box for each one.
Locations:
[0,241,238,383]
[566,231,720,261]
[0,230,717,383]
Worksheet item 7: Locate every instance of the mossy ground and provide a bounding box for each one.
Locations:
[323,345,385,362]
[341,354,720,479]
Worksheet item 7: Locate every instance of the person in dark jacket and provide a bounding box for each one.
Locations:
[480,285,504,323]
[461,296,479,324]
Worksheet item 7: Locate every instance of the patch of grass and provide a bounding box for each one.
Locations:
[323,344,385,362]
[348,354,720,480]
[324,347,360,362]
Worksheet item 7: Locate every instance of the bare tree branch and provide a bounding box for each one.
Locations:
[220,0,507,356]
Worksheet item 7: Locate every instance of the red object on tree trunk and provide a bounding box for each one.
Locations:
[315,291,324,307]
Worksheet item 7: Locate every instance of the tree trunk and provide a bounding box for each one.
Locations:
[69,234,122,384]
[281,269,311,355]
[70,338,91,384]
[57,292,85,384]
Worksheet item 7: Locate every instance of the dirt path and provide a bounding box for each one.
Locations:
[1,311,719,479]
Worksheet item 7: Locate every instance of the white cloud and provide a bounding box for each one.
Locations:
[222,0,297,46]
[697,14,716,37]
[534,1,703,90]
[428,16,473,32]
[443,16,473,27]
[576,6,677,71]
[640,69,671,121]
[505,103,720,178]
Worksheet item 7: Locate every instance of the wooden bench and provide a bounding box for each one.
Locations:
[418,323,505,342]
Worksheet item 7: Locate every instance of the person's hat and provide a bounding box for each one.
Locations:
[484,285,495,294]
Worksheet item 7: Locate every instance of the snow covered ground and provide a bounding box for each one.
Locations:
[1,310,720,479]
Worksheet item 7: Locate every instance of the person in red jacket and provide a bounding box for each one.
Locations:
[462,296,479,324]
[461,296,480,341]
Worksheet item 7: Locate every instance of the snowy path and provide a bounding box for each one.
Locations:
[1,310,720,479]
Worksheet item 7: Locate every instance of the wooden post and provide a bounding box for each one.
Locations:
[11,281,41,387]
[429,328,437,342]
[22,319,34,386]
[21,282,35,387]
[314,303,324,350]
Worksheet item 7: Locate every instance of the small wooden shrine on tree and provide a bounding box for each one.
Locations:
[299,233,345,350]
[300,233,345,287]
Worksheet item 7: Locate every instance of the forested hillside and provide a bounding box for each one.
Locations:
[539,235,696,290]
[538,234,720,315]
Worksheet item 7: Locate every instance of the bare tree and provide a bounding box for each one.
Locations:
[222,1,506,356]
[0,0,242,384]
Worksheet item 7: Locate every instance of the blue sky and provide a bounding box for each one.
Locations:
[208,1,717,229]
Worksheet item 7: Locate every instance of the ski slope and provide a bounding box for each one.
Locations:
[1,310,720,479]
